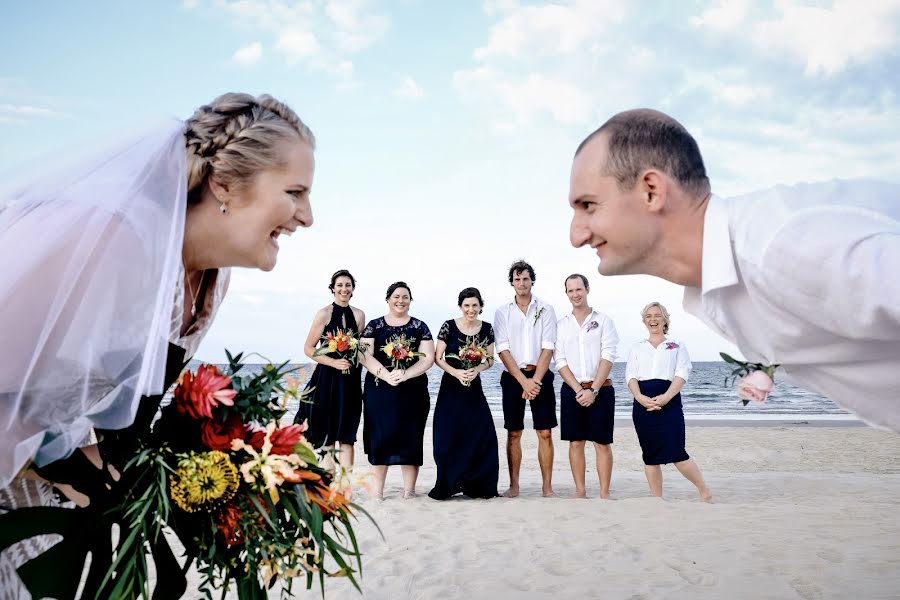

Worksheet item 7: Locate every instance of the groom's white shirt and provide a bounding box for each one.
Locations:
[682,179,900,431]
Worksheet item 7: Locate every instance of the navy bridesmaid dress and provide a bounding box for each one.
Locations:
[361,316,432,466]
[294,303,363,447]
[429,319,499,500]
[632,379,690,465]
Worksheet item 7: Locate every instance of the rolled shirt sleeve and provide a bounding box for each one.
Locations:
[493,306,510,353]
[600,317,619,364]
[674,342,692,382]
[554,317,568,369]
[540,304,557,350]
[624,343,639,384]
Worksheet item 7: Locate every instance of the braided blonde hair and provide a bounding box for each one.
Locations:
[184,93,315,204]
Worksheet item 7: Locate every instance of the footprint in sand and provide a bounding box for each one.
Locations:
[789,577,824,600]
[663,558,718,587]
[816,547,844,564]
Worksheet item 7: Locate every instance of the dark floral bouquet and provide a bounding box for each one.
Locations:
[0,351,378,599]
[380,334,425,371]
[445,334,493,387]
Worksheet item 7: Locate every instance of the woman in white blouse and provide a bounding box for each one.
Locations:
[625,302,712,502]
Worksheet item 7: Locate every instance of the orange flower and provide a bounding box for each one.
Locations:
[215,502,244,546]
[173,364,236,420]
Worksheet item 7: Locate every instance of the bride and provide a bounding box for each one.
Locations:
[0,92,316,597]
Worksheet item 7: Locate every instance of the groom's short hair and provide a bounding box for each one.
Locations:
[576,108,710,199]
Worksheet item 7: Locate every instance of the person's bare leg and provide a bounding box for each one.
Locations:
[594,442,613,499]
[401,465,420,498]
[675,458,713,502]
[338,443,355,472]
[371,465,388,500]
[502,430,523,497]
[536,429,555,497]
[568,441,587,498]
[644,464,663,497]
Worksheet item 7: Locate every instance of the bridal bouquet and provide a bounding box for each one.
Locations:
[0,351,377,600]
[381,334,425,371]
[313,328,367,374]
[445,335,493,386]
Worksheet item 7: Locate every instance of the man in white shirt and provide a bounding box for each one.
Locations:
[555,274,618,499]
[568,108,900,431]
[494,260,558,498]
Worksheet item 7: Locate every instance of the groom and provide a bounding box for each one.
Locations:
[568,108,900,431]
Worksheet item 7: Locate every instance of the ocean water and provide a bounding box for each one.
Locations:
[193,361,851,420]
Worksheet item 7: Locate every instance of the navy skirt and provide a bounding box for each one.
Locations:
[429,373,499,500]
[294,364,362,446]
[363,372,430,466]
[632,379,690,465]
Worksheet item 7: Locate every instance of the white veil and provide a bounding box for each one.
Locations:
[0,118,187,486]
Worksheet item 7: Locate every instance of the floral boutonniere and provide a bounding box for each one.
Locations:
[585,320,599,332]
[533,306,545,326]
[665,341,679,350]
[721,352,780,406]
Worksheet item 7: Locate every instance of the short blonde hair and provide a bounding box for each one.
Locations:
[184,92,315,204]
[640,301,671,334]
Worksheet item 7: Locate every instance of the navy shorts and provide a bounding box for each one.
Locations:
[560,384,615,444]
[501,370,557,431]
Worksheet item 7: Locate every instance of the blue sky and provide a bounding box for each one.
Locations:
[3,0,899,362]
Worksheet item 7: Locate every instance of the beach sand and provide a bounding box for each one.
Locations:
[185,422,900,600]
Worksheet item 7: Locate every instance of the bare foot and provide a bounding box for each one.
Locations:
[542,489,558,498]
[574,489,587,499]
[700,488,713,503]
[403,489,418,499]
[599,492,610,500]
[501,486,520,498]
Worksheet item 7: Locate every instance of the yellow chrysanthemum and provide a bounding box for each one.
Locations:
[383,343,394,357]
[327,340,338,352]
[170,450,239,513]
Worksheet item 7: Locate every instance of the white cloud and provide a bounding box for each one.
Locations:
[276,29,321,63]
[325,0,390,52]
[232,41,263,65]
[188,0,390,84]
[693,0,900,76]
[474,0,626,60]
[394,77,424,100]
[0,104,60,118]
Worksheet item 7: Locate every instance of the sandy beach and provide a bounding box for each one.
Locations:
[182,420,900,600]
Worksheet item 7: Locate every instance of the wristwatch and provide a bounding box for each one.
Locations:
[590,387,600,396]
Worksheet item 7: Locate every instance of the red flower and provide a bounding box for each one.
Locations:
[173,364,236,420]
[201,415,246,451]
[336,339,349,352]
[247,424,307,455]
[215,502,244,546]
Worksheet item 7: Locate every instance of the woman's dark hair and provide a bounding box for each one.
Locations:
[564,273,589,290]
[507,259,536,284]
[329,269,356,292]
[385,281,412,301]
[457,287,484,314]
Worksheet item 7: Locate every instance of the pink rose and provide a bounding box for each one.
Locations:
[737,370,774,404]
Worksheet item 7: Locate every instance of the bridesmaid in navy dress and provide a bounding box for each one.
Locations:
[626,302,712,502]
[295,270,365,470]
[429,287,499,500]
[359,282,435,499]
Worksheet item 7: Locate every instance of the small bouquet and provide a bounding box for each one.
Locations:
[720,352,779,406]
[0,351,379,600]
[381,334,425,372]
[313,328,367,374]
[445,335,493,386]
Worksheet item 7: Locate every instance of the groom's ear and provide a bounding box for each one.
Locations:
[640,169,668,213]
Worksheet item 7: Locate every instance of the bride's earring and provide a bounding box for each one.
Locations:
[219,201,227,214]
